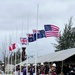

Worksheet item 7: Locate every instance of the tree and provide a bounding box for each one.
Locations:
[8,49,20,65]
[54,17,75,51]
[12,49,21,64]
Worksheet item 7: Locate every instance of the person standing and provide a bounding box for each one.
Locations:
[49,63,57,75]
[23,66,26,75]
[45,64,49,75]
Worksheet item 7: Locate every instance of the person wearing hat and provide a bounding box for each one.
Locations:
[49,63,57,75]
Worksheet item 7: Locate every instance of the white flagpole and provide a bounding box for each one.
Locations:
[7,52,9,74]
[8,33,10,74]
[11,51,12,74]
[11,31,13,75]
[35,4,39,75]
[20,20,24,74]
[26,12,29,75]
[9,32,12,74]
[22,20,24,36]
[20,49,22,75]
[15,27,17,75]
[4,35,7,74]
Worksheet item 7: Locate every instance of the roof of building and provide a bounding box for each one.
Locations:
[16,48,75,65]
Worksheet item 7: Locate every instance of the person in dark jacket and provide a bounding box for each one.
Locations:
[23,67,26,75]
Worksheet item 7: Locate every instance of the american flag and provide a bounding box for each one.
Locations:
[44,25,59,37]
[20,37,28,45]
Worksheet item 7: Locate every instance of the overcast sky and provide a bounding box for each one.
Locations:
[0,0,75,61]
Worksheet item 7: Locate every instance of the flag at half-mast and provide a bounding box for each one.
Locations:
[33,29,46,39]
[44,25,59,37]
[9,43,16,51]
[20,37,28,45]
[9,46,12,51]
[33,29,39,34]
[27,33,36,42]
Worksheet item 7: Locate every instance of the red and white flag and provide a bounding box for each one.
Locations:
[12,43,16,50]
[44,25,59,37]
[9,46,12,51]
[33,29,39,34]
[8,43,16,51]
[20,37,28,45]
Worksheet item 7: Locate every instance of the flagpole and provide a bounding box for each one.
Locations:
[20,49,22,75]
[9,32,12,74]
[22,20,23,36]
[26,12,29,75]
[4,35,7,74]
[10,31,13,74]
[35,4,39,75]
[15,27,17,75]
[20,20,24,74]
[11,51,12,74]
[7,53,9,74]
[8,33,10,74]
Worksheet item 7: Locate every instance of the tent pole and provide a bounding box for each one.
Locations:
[61,61,63,75]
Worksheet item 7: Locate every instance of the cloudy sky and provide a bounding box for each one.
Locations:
[0,0,75,61]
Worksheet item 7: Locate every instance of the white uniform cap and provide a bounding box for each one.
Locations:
[52,63,56,67]
[41,63,44,65]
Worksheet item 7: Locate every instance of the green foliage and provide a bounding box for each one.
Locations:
[7,49,21,65]
[54,17,75,51]
[12,50,20,64]
[0,61,2,65]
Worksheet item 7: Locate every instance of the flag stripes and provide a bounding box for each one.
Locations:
[44,25,59,37]
[45,31,59,37]
[51,25,59,31]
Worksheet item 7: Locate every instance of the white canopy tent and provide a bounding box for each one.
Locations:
[16,48,75,65]
[38,48,75,62]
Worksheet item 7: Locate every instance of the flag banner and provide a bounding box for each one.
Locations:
[20,37,28,45]
[44,25,59,37]
[9,46,12,51]
[33,29,39,34]
[12,43,16,50]
[8,43,16,51]
[33,29,46,39]
[27,34,36,42]
[38,30,46,38]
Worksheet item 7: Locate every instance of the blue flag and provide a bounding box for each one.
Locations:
[38,30,46,38]
[28,34,36,42]
[33,29,46,40]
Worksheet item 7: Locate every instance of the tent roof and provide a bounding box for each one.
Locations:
[17,48,75,65]
[39,48,75,62]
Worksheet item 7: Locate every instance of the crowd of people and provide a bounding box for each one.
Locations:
[1,63,75,75]
[13,63,75,75]
[13,63,58,75]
